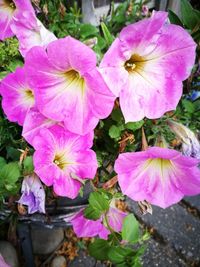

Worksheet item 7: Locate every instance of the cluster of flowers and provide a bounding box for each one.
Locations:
[1,0,200,238]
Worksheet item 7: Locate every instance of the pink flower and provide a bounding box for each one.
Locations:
[33,126,98,199]
[0,0,35,40]
[100,11,196,123]
[70,210,110,239]
[0,67,35,125]
[22,108,61,146]
[115,147,200,208]
[25,36,115,135]
[11,11,57,57]
[18,174,45,214]
[0,254,10,267]
[71,206,127,239]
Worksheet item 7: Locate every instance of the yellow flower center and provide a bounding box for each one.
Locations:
[63,69,85,96]
[53,152,75,170]
[23,88,35,106]
[3,0,16,11]
[124,54,146,74]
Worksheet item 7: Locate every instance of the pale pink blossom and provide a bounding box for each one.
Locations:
[25,36,115,135]
[115,147,200,208]
[0,67,35,125]
[0,0,35,40]
[33,126,98,199]
[100,11,196,123]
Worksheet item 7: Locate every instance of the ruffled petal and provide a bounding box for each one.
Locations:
[115,147,200,208]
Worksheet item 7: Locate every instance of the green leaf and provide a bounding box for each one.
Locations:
[111,108,123,122]
[88,191,109,212]
[0,157,6,169]
[0,162,21,183]
[182,99,195,113]
[79,24,98,39]
[108,246,133,264]
[101,22,114,46]
[109,125,123,139]
[23,156,34,173]
[7,59,23,72]
[84,206,101,220]
[180,0,200,29]
[88,239,110,260]
[122,214,139,243]
[168,9,183,26]
[125,120,144,131]
[6,147,21,161]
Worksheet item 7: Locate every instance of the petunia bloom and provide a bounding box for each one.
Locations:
[100,11,196,123]
[0,254,10,267]
[168,120,200,159]
[0,67,35,125]
[25,36,115,135]
[18,174,45,214]
[115,147,200,208]
[70,210,110,239]
[22,108,61,146]
[33,126,98,199]
[71,205,127,239]
[11,11,57,57]
[0,0,35,40]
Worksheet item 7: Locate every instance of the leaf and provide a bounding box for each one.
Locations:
[0,162,21,183]
[0,157,6,168]
[108,246,133,264]
[180,0,200,29]
[125,120,144,131]
[88,191,109,212]
[109,125,123,139]
[111,108,123,122]
[84,206,101,220]
[23,156,34,173]
[79,24,98,39]
[88,239,110,260]
[182,99,195,113]
[6,147,21,161]
[168,9,183,26]
[122,214,139,243]
[101,22,114,46]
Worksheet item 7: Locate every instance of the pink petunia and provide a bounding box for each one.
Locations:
[115,147,200,208]
[70,210,110,239]
[25,36,115,135]
[100,11,196,123]
[33,126,98,199]
[0,254,10,267]
[18,174,45,214]
[71,205,127,239]
[0,67,35,125]
[11,11,57,57]
[22,108,61,146]
[0,0,35,40]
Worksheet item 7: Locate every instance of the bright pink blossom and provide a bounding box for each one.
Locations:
[0,0,35,40]
[115,147,200,208]
[22,109,61,146]
[11,11,57,57]
[33,126,98,199]
[70,210,110,239]
[0,254,10,267]
[0,67,35,125]
[100,11,196,122]
[71,206,127,239]
[25,36,115,135]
